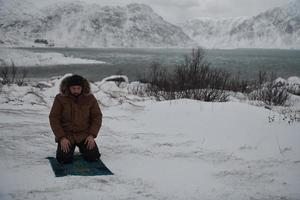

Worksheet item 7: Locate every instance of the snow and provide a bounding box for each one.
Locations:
[0,48,105,66]
[0,74,300,200]
[96,75,129,86]
[275,77,288,85]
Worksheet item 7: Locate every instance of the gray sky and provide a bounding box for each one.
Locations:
[31,0,288,23]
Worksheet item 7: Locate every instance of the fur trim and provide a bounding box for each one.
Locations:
[59,75,91,96]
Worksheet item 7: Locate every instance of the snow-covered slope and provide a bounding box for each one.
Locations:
[0,0,194,48]
[180,0,300,49]
[0,74,300,199]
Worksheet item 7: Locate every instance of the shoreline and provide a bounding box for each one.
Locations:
[0,47,106,67]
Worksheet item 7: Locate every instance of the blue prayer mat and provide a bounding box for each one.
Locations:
[47,155,114,177]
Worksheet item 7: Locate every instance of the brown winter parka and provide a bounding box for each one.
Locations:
[49,76,102,144]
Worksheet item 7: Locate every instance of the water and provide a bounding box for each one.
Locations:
[9,48,300,82]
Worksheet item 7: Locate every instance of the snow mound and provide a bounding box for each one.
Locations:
[285,77,300,95]
[0,73,150,108]
[288,76,300,84]
[275,77,288,85]
[265,77,300,96]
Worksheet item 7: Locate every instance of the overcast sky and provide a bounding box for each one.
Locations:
[32,0,288,23]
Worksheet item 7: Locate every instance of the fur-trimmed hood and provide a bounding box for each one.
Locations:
[59,75,91,96]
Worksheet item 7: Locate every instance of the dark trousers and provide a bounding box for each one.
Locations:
[56,140,101,164]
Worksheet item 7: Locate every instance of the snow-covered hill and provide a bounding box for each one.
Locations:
[180,0,300,49]
[0,74,300,199]
[0,0,194,48]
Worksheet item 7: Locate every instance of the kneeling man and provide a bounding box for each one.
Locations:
[49,74,102,163]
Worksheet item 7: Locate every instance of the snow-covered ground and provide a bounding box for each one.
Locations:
[0,48,105,66]
[0,74,300,200]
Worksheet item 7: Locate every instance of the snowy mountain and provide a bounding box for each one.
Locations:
[0,0,194,48]
[180,0,300,49]
[1,0,300,49]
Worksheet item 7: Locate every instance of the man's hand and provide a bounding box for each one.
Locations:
[60,137,71,153]
[84,135,96,150]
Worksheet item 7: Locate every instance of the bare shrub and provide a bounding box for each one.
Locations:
[171,48,230,91]
[249,72,289,106]
[183,89,228,102]
[139,48,290,105]
[141,48,229,102]
[0,61,28,86]
[172,48,210,90]
[258,71,267,86]
[129,83,150,97]
[225,72,254,93]
[11,62,17,83]
[16,68,28,86]
[194,89,228,102]
[250,84,289,106]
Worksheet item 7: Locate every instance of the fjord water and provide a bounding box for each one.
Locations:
[19,48,300,81]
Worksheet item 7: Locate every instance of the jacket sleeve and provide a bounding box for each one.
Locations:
[88,95,102,138]
[49,95,66,141]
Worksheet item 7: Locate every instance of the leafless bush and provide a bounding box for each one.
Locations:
[147,62,172,90]
[129,83,150,97]
[249,72,289,106]
[139,48,290,104]
[0,60,28,86]
[194,89,228,102]
[171,48,230,91]
[224,72,254,93]
[250,84,289,106]
[258,71,267,86]
[180,89,228,102]
[141,48,229,102]
[149,89,228,102]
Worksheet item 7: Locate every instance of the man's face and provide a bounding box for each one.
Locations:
[69,85,82,96]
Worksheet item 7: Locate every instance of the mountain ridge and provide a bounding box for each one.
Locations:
[0,1,194,48]
[0,0,299,49]
[179,0,300,49]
